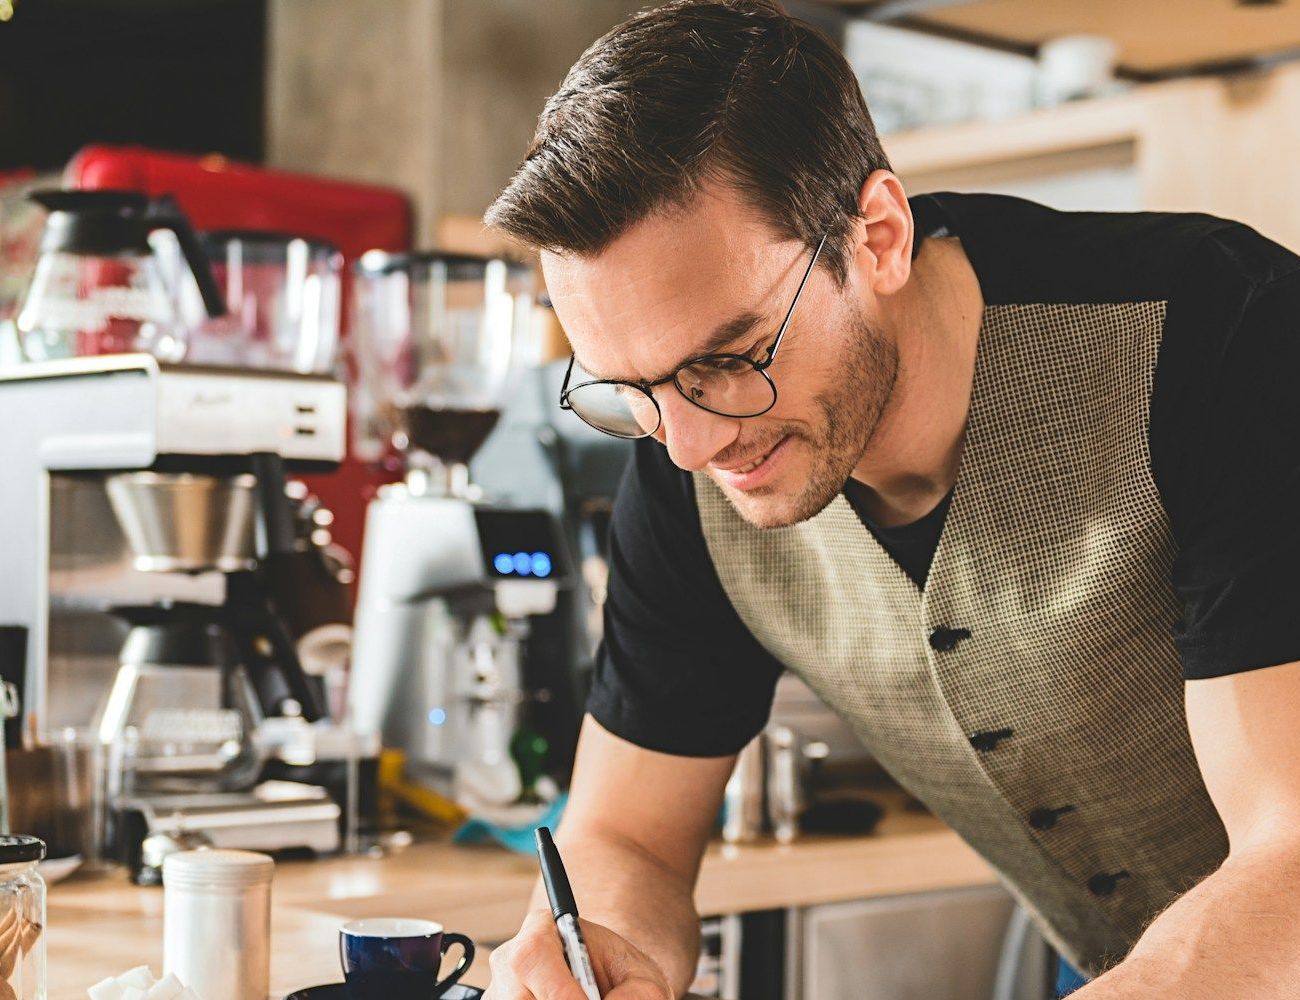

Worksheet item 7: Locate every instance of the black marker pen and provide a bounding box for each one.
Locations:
[535,826,602,1000]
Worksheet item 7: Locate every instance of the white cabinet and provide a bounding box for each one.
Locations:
[789,886,1051,1000]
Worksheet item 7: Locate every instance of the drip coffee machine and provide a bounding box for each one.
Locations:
[97,457,331,801]
[0,187,369,866]
[349,252,576,804]
[0,355,349,864]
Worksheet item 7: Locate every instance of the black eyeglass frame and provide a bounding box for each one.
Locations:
[558,233,829,439]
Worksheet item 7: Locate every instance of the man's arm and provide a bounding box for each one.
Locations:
[1071,659,1300,997]
[487,715,736,999]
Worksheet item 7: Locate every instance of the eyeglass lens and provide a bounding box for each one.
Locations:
[566,358,777,438]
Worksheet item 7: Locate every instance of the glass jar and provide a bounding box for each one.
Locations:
[177,230,343,374]
[0,835,46,1000]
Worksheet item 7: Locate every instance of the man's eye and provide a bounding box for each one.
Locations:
[702,355,753,374]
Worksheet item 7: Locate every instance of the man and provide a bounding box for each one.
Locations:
[481,2,1300,998]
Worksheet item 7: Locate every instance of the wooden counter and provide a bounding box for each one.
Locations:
[45,807,994,999]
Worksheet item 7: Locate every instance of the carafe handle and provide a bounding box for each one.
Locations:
[147,194,227,319]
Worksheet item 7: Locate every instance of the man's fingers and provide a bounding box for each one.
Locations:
[493,912,593,1000]
[580,921,672,999]
[487,910,671,1000]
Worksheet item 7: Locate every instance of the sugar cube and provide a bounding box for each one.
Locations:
[117,968,155,990]
[86,977,121,1000]
[144,975,184,1000]
[120,990,147,1000]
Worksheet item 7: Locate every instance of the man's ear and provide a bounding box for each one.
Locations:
[853,169,913,296]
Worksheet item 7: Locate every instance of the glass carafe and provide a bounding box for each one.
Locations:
[14,190,224,363]
[99,609,265,798]
[179,230,343,373]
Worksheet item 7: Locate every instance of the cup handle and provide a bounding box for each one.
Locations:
[436,932,476,994]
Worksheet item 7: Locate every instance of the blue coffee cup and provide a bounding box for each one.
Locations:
[339,918,475,1000]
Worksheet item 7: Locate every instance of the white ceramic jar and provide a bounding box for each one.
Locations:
[163,849,273,1000]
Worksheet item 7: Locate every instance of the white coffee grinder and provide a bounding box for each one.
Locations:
[348,252,568,805]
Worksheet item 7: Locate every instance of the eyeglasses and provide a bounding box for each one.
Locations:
[558,234,828,439]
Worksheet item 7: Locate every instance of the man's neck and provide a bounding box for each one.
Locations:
[849,236,984,528]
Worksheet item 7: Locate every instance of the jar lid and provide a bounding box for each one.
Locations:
[0,836,46,864]
[163,849,274,889]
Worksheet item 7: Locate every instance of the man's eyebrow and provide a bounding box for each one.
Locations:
[576,310,765,383]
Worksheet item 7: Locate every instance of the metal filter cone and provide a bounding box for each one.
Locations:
[105,472,257,573]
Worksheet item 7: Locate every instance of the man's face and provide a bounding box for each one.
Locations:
[544,184,898,528]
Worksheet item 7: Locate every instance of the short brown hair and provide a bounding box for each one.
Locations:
[484,0,890,284]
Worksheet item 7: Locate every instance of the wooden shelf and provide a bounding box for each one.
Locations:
[883,86,1152,177]
[878,65,1300,254]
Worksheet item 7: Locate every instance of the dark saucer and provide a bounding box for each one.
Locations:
[286,986,483,1000]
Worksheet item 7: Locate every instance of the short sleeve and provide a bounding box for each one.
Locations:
[1151,227,1300,679]
[586,439,785,756]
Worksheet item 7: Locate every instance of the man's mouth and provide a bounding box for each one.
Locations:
[721,448,775,474]
[712,436,790,490]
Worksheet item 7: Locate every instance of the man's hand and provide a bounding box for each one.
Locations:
[483,717,736,998]
[486,908,673,1000]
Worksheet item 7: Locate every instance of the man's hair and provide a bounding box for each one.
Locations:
[484,0,890,284]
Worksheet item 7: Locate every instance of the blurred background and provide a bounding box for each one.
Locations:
[5,0,1300,244]
[1,3,1299,999]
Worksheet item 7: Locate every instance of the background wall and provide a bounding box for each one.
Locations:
[440,0,644,218]
[265,0,443,240]
[266,0,643,245]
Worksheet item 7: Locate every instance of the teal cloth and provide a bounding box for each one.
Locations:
[452,795,568,854]
[1057,957,1089,996]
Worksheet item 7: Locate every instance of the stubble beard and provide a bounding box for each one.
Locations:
[722,313,899,529]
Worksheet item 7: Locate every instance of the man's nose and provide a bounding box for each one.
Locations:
[653,385,739,472]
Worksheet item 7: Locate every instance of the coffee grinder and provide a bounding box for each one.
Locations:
[348,252,578,806]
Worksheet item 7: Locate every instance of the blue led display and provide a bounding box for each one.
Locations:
[492,550,554,578]
[428,707,447,726]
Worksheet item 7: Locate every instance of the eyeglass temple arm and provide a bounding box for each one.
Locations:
[762,233,828,368]
[558,354,576,408]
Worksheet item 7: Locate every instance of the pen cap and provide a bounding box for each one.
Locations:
[535,827,579,920]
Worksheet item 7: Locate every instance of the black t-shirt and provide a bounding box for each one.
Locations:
[588,192,1300,758]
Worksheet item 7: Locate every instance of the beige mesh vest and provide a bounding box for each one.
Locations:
[694,300,1229,975]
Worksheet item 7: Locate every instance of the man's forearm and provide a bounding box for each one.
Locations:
[533,826,702,996]
[1074,841,1300,997]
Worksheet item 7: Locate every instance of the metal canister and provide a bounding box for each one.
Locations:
[722,737,765,843]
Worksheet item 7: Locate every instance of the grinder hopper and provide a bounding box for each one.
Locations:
[352,252,536,495]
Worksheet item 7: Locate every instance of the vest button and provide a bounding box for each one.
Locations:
[968,728,1014,752]
[1087,870,1131,897]
[928,626,973,652]
[1028,804,1076,831]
